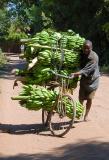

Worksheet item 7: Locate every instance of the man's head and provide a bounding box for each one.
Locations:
[83,40,93,55]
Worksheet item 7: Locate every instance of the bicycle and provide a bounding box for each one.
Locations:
[42,70,76,137]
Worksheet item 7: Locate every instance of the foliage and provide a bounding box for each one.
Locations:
[0,48,7,67]
[100,65,109,73]
[0,1,44,41]
[0,9,10,39]
[7,23,28,41]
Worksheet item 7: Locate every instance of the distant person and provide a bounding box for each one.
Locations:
[71,40,100,121]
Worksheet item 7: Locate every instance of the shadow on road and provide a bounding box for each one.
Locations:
[0,123,51,135]
[0,123,76,137]
[0,53,27,79]
[0,140,109,160]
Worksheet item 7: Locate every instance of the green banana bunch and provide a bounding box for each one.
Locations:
[11,85,58,111]
[65,99,84,119]
[14,29,86,114]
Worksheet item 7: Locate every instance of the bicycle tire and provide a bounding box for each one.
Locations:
[49,94,76,137]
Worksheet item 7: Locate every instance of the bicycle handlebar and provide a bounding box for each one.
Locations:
[49,70,74,79]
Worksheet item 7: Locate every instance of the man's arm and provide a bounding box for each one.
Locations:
[72,56,98,77]
[79,59,96,77]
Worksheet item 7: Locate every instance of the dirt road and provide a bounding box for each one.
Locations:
[0,54,109,160]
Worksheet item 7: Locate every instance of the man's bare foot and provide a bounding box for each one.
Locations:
[84,116,90,122]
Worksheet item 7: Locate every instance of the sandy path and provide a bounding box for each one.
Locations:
[0,54,109,160]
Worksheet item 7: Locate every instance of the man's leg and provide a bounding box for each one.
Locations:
[79,87,84,105]
[79,87,85,120]
[84,90,96,121]
[84,99,92,121]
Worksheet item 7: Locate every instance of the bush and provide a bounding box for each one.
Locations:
[100,65,109,73]
[0,48,7,67]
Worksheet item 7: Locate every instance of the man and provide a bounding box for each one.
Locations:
[72,40,100,121]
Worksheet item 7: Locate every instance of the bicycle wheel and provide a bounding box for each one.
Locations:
[42,109,50,126]
[49,94,76,137]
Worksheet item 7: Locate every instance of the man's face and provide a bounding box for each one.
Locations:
[83,43,92,55]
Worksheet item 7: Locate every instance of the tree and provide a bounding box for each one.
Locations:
[0,8,10,39]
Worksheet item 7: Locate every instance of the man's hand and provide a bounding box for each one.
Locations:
[74,72,80,77]
[71,72,80,78]
[70,73,74,77]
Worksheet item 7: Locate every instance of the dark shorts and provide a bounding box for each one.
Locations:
[79,87,96,100]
